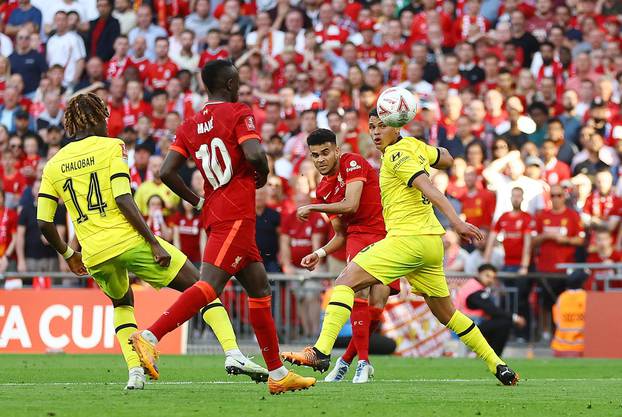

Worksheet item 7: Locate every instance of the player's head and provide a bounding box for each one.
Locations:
[368,108,401,153]
[63,92,109,138]
[477,263,497,287]
[201,59,239,102]
[307,128,339,176]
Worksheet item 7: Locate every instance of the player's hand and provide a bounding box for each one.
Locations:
[518,266,528,276]
[454,221,484,243]
[151,242,172,267]
[255,171,268,189]
[297,205,312,221]
[300,253,320,271]
[67,252,88,276]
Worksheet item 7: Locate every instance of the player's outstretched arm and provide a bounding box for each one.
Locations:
[411,173,484,243]
[115,193,171,267]
[161,150,202,207]
[432,147,454,170]
[297,181,363,221]
[241,139,269,188]
[301,217,346,270]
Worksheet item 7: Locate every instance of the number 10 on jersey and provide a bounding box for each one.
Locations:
[195,138,232,190]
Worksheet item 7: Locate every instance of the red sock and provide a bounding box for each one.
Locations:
[369,306,384,334]
[341,338,357,364]
[148,281,216,341]
[248,296,283,371]
[350,299,370,362]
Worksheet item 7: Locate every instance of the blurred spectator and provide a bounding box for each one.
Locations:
[584,228,622,291]
[7,0,42,37]
[255,185,281,273]
[145,37,178,92]
[16,180,67,279]
[134,155,180,215]
[35,90,63,139]
[46,11,86,87]
[85,0,120,61]
[454,263,526,355]
[459,166,496,229]
[172,200,204,268]
[0,87,25,133]
[112,0,136,35]
[484,150,545,220]
[9,28,47,97]
[581,169,621,247]
[75,56,106,91]
[542,139,571,186]
[464,228,503,275]
[128,5,167,61]
[443,230,468,272]
[0,190,18,276]
[431,170,461,229]
[170,29,200,72]
[145,194,173,242]
[572,131,616,177]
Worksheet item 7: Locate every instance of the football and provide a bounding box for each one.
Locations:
[376,87,418,128]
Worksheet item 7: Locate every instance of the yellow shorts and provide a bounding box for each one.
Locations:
[352,234,449,298]
[88,237,187,299]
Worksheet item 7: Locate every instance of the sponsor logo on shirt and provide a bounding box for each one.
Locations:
[345,159,362,173]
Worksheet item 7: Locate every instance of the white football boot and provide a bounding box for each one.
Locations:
[125,367,146,390]
[225,354,269,383]
[324,357,350,382]
[352,360,374,384]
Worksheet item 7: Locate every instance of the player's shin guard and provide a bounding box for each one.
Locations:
[447,310,505,373]
[350,299,370,362]
[248,295,283,371]
[314,285,355,356]
[201,298,238,353]
[369,306,384,334]
[148,281,217,341]
[113,306,141,370]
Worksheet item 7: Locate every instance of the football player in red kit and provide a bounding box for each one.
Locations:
[291,128,400,383]
[130,60,316,395]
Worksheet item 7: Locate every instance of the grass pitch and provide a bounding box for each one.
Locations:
[1,354,621,417]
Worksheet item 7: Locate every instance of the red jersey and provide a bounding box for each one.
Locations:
[123,100,151,127]
[0,206,17,258]
[460,189,496,229]
[357,44,382,66]
[315,153,385,236]
[105,56,133,80]
[585,250,622,291]
[171,212,203,263]
[493,210,533,267]
[171,101,261,227]
[544,158,571,186]
[199,48,230,68]
[107,101,125,138]
[535,208,584,272]
[145,59,178,90]
[583,191,620,220]
[281,211,328,267]
[1,170,27,201]
[130,56,151,81]
[314,24,350,53]
[410,11,454,47]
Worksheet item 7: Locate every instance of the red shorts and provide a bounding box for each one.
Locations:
[346,232,400,295]
[204,219,262,275]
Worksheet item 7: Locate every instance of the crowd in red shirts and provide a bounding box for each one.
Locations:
[1,0,622,312]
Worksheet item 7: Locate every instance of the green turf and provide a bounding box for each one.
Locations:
[1,354,621,417]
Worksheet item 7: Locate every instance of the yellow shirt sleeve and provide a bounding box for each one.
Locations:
[385,143,428,187]
[109,142,132,198]
[37,171,59,222]
[423,142,441,167]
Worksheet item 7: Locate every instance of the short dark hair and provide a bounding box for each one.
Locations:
[478,263,497,274]
[369,108,379,118]
[540,40,555,50]
[201,59,235,93]
[307,128,337,146]
[528,101,548,114]
[151,89,167,100]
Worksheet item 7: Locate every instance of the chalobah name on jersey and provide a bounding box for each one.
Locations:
[197,116,214,134]
[61,156,95,173]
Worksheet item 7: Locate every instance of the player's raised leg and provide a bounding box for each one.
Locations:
[282,261,380,372]
[235,262,316,394]
[425,295,518,385]
[166,260,268,382]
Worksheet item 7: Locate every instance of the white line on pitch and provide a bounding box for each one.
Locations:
[1,378,621,387]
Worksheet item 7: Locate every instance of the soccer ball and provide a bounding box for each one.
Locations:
[376,87,418,128]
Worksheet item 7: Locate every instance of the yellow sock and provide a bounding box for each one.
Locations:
[314,285,355,355]
[114,306,141,370]
[447,310,505,373]
[201,298,239,353]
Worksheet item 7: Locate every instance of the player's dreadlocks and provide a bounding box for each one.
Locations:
[63,92,109,137]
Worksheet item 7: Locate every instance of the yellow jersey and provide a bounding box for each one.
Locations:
[379,136,445,236]
[37,136,144,267]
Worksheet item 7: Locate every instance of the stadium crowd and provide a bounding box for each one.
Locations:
[1,0,622,340]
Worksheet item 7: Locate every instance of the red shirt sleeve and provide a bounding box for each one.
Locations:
[234,104,261,144]
[170,124,190,158]
[523,213,534,233]
[493,215,502,233]
[583,194,594,215]
[343,154,368,184]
